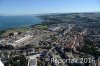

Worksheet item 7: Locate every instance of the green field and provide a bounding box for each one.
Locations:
[2,27,29,36]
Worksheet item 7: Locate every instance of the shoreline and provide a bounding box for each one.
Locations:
[0,16,41,30]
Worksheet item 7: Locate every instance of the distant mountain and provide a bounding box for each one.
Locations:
[36,12,100,16]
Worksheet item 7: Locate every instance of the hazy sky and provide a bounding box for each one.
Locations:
[0,0,100,16]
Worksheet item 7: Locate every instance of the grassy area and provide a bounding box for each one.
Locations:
[41,24,48,30]
[2,27,28,36]
[36,24,48,30]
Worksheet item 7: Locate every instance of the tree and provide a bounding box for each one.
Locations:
[0,30,6,35]
[9,33,14,36]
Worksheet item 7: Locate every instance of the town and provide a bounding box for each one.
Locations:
[0,12,100,66]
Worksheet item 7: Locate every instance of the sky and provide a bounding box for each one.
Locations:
[0,0,100,16]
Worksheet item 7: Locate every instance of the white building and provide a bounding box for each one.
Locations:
[15,35,32,44]
[28,54,40,66]
[0,60,4,66]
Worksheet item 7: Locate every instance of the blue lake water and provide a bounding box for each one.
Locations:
[0,16,41,29]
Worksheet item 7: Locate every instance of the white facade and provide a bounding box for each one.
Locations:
[28,54,40,66]
[15,35,32,44]
[0,60,4,66]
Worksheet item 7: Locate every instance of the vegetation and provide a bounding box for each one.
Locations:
[40,24,48,30]
[81,39,100,59]
[2,27,28,36]
[50,35,57,41]
[36,24,48,30]
[5,55,28,66]
[0,30,6,35]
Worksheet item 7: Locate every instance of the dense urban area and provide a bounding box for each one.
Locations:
[0,12,100,66]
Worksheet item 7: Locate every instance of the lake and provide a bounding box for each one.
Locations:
[0,15,41,29]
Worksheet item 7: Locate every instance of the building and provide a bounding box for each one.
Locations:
[0,60,4,66]
[28,54,40,66]
[15,35,32,44]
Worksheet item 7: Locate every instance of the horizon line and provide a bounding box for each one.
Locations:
[1,11,100,16]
